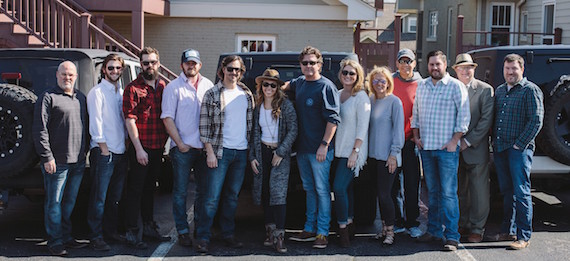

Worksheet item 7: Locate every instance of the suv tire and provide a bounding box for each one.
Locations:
[0,84,39,178]
[537,81,570,165]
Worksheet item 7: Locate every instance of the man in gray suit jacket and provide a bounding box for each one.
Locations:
[452,53,494,243]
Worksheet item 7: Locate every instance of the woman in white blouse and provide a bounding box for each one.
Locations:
[367,66,405,245]
[333,59,370,247]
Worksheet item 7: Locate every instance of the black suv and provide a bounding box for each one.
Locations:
[0,48,141,200]
[468,45,570,167]
[216,52,378,225]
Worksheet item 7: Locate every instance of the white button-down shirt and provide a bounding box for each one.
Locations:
[161,72,214,149]
[87,78,126,154]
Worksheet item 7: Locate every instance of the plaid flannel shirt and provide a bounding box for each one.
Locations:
[199,81,254,159]
[122,74,168,150]
[411,73,470,150]
[492,77,544,152]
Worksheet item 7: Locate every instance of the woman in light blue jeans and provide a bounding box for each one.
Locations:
[333,59,370,247]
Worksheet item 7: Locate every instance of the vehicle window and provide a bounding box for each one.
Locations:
[121,64,133,90]
[0,58,76,95]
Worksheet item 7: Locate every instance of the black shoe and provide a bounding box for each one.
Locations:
[64,239,89,249]
[178,233,192,247]
[143,221,171,242]
[91,238,111,251]
[126,230,148,249]
[48,244,68,256]
[223,237,243,248]
[443,240,459,251]
[104,233,126,243]
[416,233,442,243]
[195,240,209,253]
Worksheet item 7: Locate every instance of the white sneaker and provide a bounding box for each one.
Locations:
[394,226,407,234]
[408,227,422,238]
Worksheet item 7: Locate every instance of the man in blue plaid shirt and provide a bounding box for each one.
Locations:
[492,54,543,250]
[412,50,470,251]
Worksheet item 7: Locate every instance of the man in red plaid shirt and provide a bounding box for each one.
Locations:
[122,46,170,249]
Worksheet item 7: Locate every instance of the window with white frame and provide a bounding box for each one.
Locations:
[428,11,438,40]
[543,3,555,44]
[490,3,513,46]
[407,17,417,33]
[236,35,276,53]
[520,11,528,41]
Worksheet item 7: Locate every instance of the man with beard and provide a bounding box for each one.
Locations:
[122,47,170,249]
[161,49,213,247]
[452,53,494,243]
[86,54,129,251]
[33,61,89,256]
[412,50,470,251]
[391,48,423,238]
[492,54,543,250]
[196,55,255,253]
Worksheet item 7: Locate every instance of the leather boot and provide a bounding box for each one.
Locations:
[338,226,350,248]
[264,224,276,247]
[273,229,287,253]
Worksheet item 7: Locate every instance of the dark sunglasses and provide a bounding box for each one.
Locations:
[398,59,414,65]
[142,60,158,66]
[301,61,318,66]
[226,66,241,73]
[262,82,277,89]
[107,66,123,71]
[372,79,387,85]
[341,70,357,76]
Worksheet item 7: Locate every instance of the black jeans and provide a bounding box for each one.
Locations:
[261,144,286,230]
[392,140,421,228]
[124,146,163,231]
[371,158,397,226]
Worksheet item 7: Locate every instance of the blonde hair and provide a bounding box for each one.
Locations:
[338,58,365,96]
[367,66,394,97]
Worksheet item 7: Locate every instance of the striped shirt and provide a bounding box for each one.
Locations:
[492,77,544,152]
[199,81,254,159]
[411,73,470,150]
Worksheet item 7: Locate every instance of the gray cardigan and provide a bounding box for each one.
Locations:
[249,99,298,206]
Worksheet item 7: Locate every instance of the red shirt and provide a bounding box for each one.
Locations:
[123,74,168,149]
[392,75,419,140]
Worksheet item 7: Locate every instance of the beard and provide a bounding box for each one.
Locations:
[105,72,121,83]
[430,70,443,80]
[142,69,158,81]
[184,69,198,79]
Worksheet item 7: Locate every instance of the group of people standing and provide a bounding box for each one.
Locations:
[31,43,543,257]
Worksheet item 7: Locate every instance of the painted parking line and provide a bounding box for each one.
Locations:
[148,205,195,260]
[457,243,477,261]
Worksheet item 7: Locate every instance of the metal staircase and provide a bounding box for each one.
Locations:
[0,0,176,81]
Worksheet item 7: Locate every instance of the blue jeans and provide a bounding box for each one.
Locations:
[87,147,127,240]
[42,161,85,247]
[333,158,354,225]
[170,147,206,235]
[420,149,460,242]
[297,150,333,236]
[196,148,247,242]
[494,148,533,241]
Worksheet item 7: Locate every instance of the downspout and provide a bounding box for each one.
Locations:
[515,0,527,45]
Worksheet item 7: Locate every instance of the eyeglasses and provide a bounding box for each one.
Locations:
[262,82,277,89]
[455,65,476,71]
[372,79,387,85]
[107,66,122,71]
[398,59,414,65]
[142,60,158,66]
[226,66,241,73]
[301,61,319,66]
[341,70,356,76]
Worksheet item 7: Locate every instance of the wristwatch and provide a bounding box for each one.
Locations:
[353,147,360,153]
[321,140,329,147]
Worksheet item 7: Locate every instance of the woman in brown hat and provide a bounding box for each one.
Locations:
[249,69,297,253]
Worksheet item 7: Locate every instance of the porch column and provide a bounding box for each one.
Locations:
[132,10,144,48]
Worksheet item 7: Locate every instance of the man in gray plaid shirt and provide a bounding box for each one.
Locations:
[196,55,254,253]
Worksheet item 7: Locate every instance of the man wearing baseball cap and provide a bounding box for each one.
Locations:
[452,53,494,243]
[391,48,424,238]
[161,48,214,247]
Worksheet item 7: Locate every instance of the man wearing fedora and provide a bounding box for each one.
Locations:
[413,50,470,251]
[196,55,255,253]
[452,53,494,243]
[161,49,214,247]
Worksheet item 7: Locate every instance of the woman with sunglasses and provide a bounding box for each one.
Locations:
[249,69,297,253]
[367,66,405,245]
[333,59,370,247]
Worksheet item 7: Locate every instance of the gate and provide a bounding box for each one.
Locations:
[354,14,401,72]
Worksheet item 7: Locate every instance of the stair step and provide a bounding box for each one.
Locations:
[0,13,12,23]
[28,34,44,45]
[12,23,28,34]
